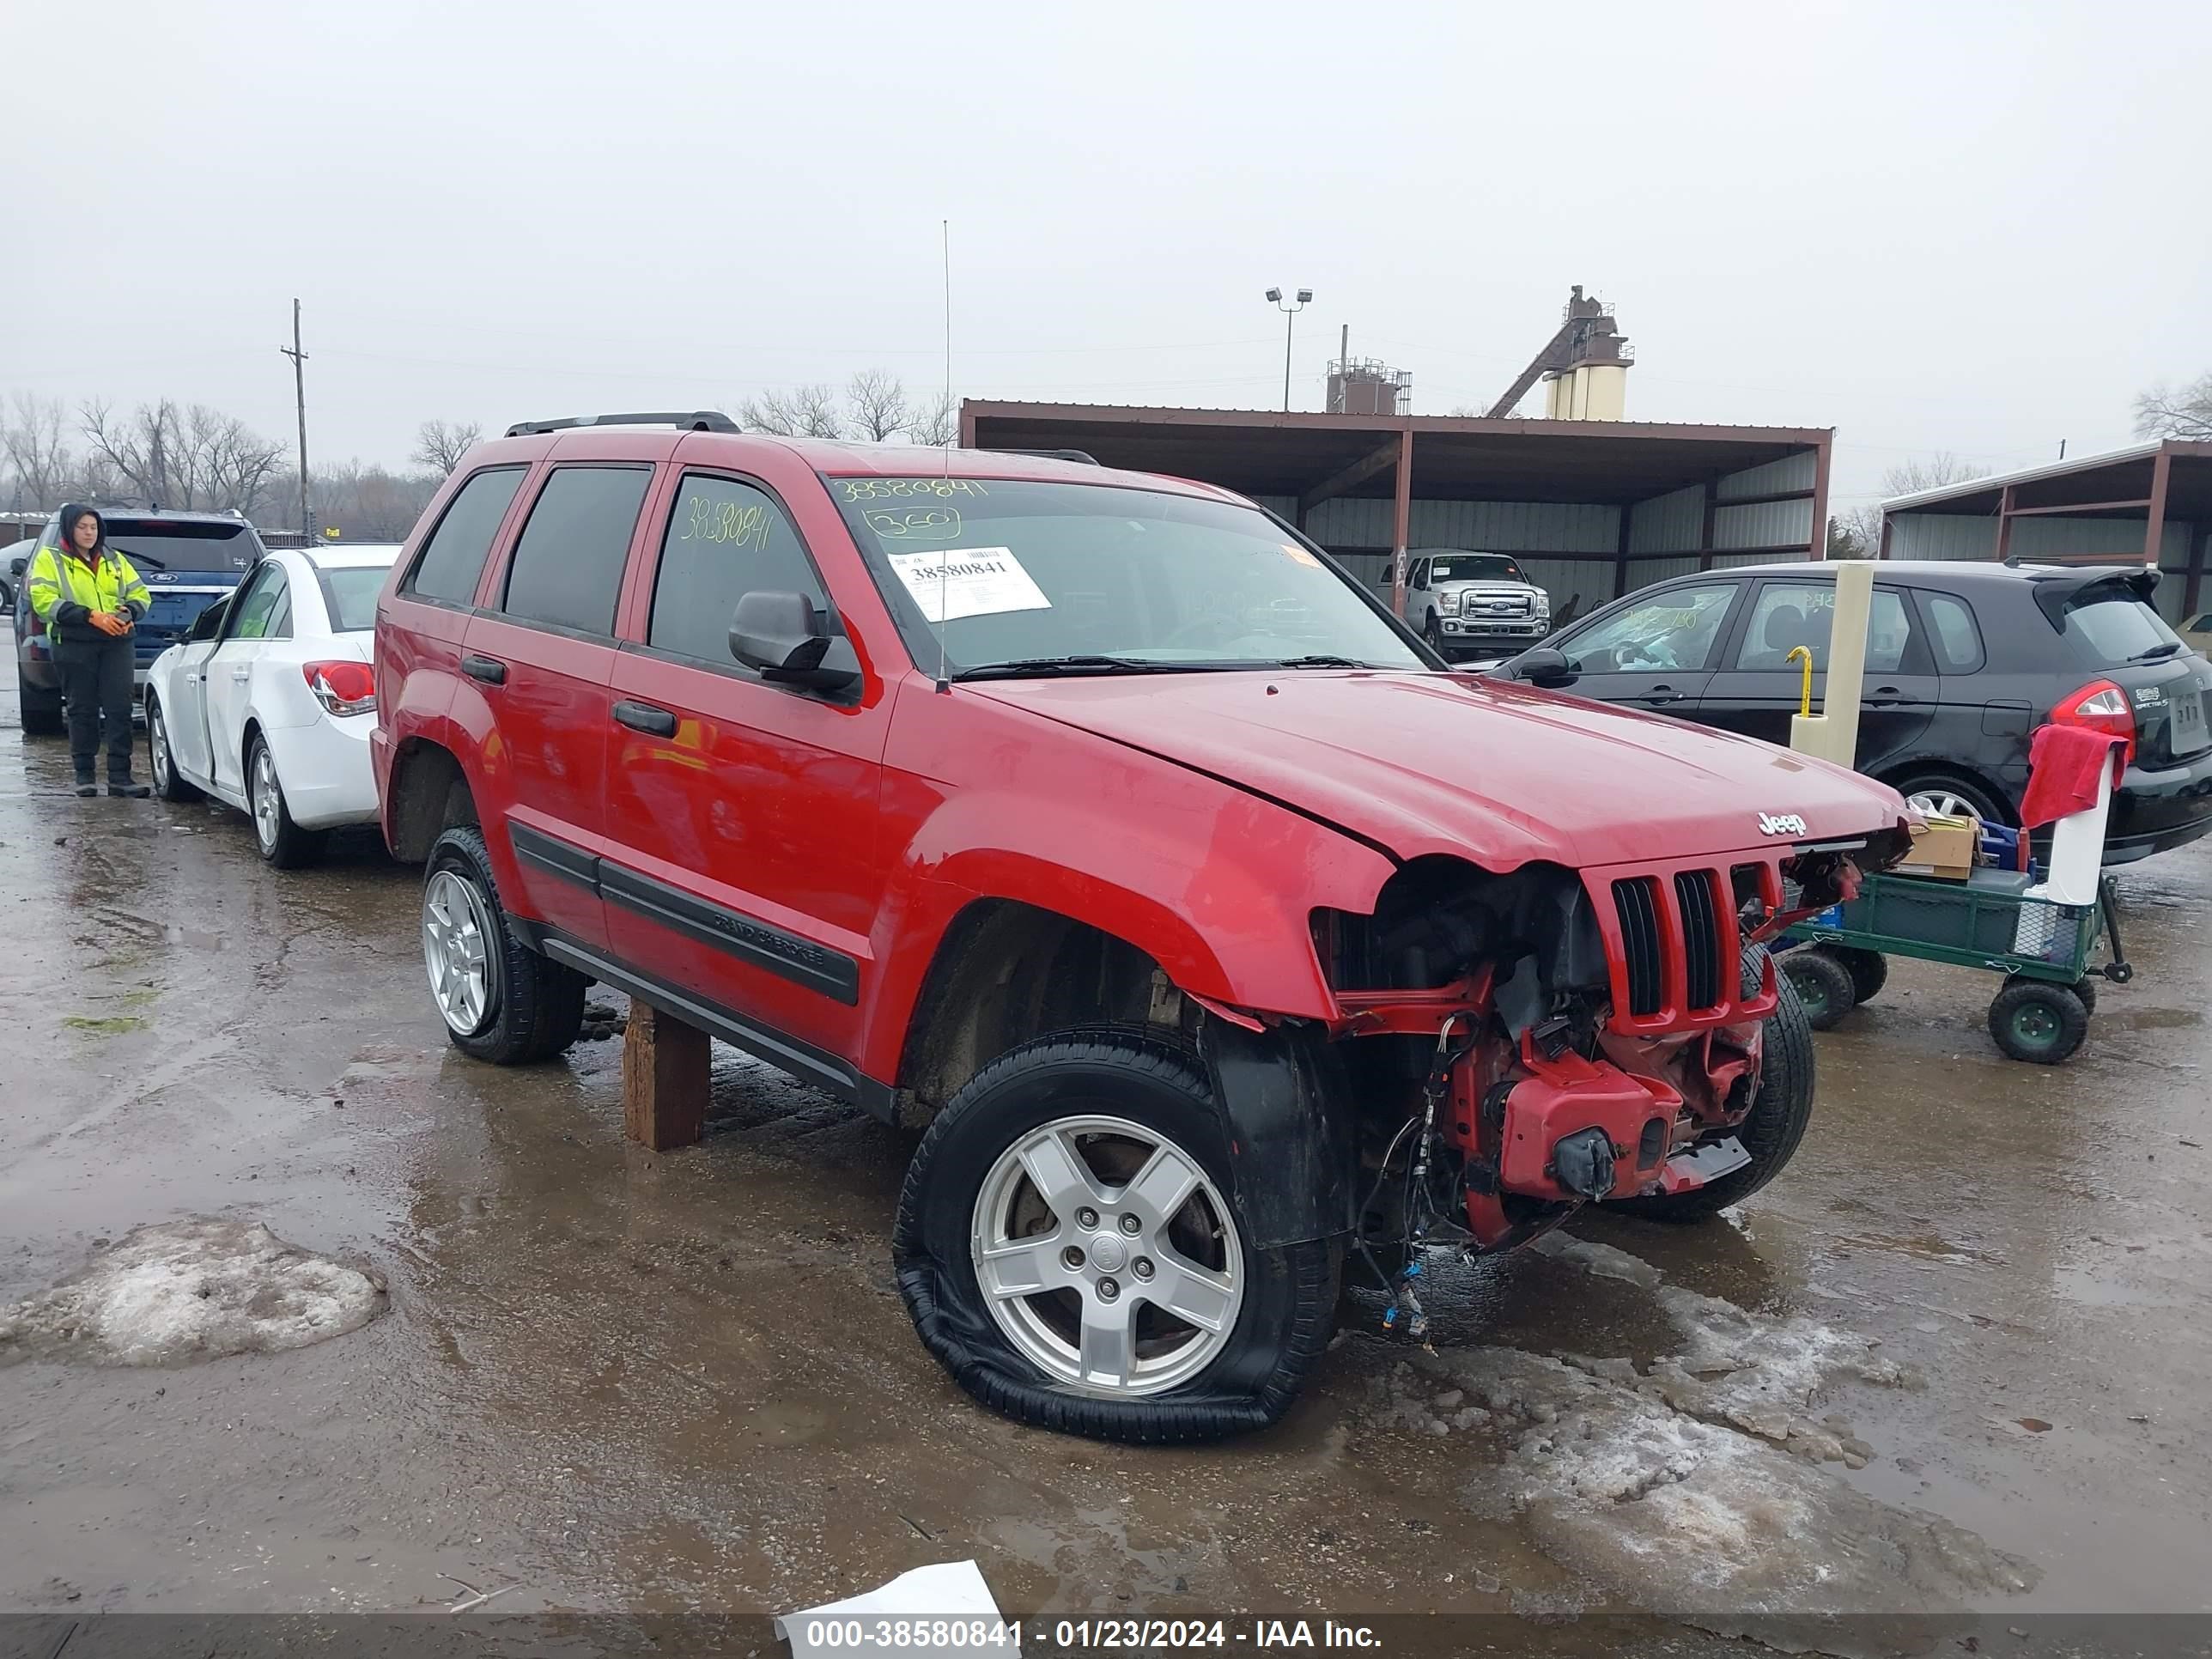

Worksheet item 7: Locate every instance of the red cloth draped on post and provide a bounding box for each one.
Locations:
[2018,722,2126,830]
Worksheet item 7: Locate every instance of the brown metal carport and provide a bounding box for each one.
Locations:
[1882,440,2212,622]
[961,403,1832,617]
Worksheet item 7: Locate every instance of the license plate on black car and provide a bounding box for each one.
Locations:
[2173,687,2207,750]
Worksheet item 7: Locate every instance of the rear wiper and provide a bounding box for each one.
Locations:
[951,654,1182,682]
[2127,641,2184,663]
[131,553,167,571]
[1274,654,1370,669]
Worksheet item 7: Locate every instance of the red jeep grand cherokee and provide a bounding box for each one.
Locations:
[373,412,1911,1443]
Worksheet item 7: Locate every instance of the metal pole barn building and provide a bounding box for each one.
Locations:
[1881,440,2212,624]
[960,403,1832,617]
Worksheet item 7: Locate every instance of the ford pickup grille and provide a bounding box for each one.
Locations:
[1594,858,1778,1033]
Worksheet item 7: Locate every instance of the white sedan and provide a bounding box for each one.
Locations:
[144,544,398,866]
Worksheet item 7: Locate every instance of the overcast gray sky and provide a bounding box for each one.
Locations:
[7,0,2207,510]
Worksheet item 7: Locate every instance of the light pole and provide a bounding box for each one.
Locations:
[1267,287,1311,412]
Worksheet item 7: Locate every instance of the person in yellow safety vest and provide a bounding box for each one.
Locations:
[25,504,155,798]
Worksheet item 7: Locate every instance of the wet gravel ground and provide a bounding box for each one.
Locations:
[3,680,2209,1652]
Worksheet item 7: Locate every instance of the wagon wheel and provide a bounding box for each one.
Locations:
[1988,977,2089,1065]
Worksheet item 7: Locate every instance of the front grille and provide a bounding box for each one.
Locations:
[1675,869,1723,1010]
[1612,877,1664,1017]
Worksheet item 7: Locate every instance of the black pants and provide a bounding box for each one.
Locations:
[51,636,138,784]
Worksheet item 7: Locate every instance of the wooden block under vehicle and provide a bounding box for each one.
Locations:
[622,1000,709,1152]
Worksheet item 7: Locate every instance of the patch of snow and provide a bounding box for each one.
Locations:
[0,1218,385,1367]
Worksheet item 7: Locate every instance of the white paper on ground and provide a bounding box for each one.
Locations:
[886,546,1051,623]
[775,1559,1021,1657]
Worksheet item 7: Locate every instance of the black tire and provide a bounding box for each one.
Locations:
[1892,770,2013,828]
[18,670,64,737]
[2071,976,2099,1018]
[1988,978,2088,1065]
[1423,617,1451,659]
[1782,948,1856,1031]
[1831,945,1887,1004]
[1613,946,1817,1222]
[145,694,201,802]
[422,825,586,1065]
[247,732,326,869]
[894,1029,1340,1444]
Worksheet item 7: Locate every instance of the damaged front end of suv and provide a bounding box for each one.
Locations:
[1310,830,1905,1335]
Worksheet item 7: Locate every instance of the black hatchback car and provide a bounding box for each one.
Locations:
[1497,560,2212,864]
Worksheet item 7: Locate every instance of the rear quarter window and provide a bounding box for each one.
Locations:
[1920,592,1985,673]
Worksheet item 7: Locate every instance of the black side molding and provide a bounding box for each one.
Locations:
[506,821,862,1006]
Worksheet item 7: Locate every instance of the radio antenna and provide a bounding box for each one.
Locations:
[936,217,952,693]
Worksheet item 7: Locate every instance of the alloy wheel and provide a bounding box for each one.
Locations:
[422,869,494,1036]
[251,744,282,852]
[149,703,170,790]
[969,1114,1243,1398]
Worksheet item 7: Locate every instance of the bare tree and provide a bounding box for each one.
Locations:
[412,418,484,474]
[1881,453,1988,498]
[738,384,847,439]
[2134,371,2212,442]
[2,393,75,508]
[299,459,441,541]
[905,391,957,447]
[845,370,911,442]
[82,398,180,504]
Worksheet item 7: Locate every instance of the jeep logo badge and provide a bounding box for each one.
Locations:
[1759,812,1808,836]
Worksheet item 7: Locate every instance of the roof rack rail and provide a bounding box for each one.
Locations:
[505,410,739,437]
[1001,447,1101,466]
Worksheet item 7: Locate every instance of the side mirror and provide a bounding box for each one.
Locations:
[729,591,859,692]
[1509,647,1579,689]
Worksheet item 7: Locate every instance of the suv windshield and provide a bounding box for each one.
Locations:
[2058,580,2185,665]
[828,477,1425,674]
[1429,555,1526,584]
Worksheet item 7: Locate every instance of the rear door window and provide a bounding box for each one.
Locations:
[1566,584,1741,673]
[1734,581,1915,675]
[498,465,653,636]
[226,565,286,641]
[406,466,526,607]
[2058,582,2185,665]
[648,474,832,663]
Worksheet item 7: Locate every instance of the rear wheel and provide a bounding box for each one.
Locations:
[1989,978,2088,1064]
[1896,771,2012,827]
[895,1030,1338,1443]
[422,825,586,1065]
[146,696,200,802]
[18,669,64,737]
[1613,946,1816,1222]
[1830,945,1887,1004]
[248,734,325,868]
[1782,948,1856,1030]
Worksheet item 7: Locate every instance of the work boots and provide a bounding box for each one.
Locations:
[107,779,151,799]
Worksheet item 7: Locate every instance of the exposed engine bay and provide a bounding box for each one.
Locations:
[1310,839,1893,1336]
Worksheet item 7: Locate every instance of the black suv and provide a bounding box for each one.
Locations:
[1499,561,2212,863]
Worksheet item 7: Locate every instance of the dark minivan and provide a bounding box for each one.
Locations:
[1498,560,2212,863]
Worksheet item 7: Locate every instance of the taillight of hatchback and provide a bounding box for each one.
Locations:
[2050,678,2136,764]
[304,659,378,718]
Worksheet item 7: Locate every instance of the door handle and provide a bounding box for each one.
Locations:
[461,653,507,686]
[613,700,677,737]
[1639,685,1683,705]
[230,668,250,683]
[1867,685,1917,708]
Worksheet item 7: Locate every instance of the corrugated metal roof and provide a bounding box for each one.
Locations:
[1881,441,2161,512]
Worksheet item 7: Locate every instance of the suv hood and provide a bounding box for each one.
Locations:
[967,671,1907,870]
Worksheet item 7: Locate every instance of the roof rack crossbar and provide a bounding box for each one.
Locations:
[505,410,739,437]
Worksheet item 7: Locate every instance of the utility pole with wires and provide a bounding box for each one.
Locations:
[280,299,310,536]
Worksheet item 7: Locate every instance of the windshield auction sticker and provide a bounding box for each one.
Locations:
[886,547,1052,624]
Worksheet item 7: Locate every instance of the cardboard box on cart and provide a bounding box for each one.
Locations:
[1895,811,1980,880]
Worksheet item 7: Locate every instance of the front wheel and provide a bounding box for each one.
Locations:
[146,696,201,803]
[421,825,586,1065]
[895,1031,1339,1443]
[1989,978,2088,1064]
[1613,946,1816,1223]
